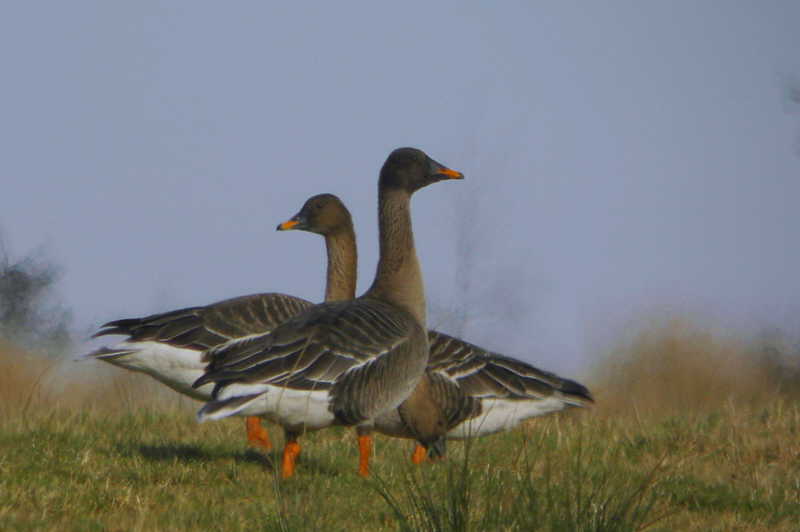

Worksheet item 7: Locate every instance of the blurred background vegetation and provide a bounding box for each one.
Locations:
[0,231,72,355]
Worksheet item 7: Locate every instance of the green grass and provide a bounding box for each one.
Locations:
[1,321,799,531]
[1,400,798,531]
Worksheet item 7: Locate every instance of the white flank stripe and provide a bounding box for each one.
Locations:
[213,383,334,433]
[447,396,571,439]
[93,340,212,401]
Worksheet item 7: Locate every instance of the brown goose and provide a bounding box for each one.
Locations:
[194,148,463,477]
[84,199,357,451]
[280,194,593,462]
[412,332,593,454]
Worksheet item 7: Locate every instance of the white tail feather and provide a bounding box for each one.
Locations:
[196,393,266,422]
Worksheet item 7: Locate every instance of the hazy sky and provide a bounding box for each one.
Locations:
[2,2,799,374]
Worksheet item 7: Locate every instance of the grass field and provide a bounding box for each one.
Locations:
[1,321,799,531]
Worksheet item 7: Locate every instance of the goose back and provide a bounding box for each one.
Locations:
[86,293,313,400]
[93,293,313,353]
[428,331,592,404]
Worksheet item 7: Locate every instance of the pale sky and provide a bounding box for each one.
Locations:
[2,2,799,374]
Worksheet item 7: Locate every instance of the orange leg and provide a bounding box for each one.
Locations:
[282,436,302,479]
[245,417,272,450]
[411,443,427,465]
[358,434,373,477]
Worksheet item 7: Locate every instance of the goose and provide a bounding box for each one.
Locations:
[279,193,593,463]
[85,198,357,451]
[194,147,463,477]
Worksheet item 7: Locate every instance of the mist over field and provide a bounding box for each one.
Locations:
[0,2,798,378]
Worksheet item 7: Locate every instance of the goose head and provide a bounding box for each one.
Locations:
[380,147,463,193]
[277,193,352,235]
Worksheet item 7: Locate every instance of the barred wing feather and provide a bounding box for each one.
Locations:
[93,293,314,353]
[198,299,421,407]
[428,331,593,405]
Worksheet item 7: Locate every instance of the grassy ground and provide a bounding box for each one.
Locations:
[1,322,799,531]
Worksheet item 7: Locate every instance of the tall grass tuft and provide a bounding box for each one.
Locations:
[372,420,669,532]
[373,439,477,532]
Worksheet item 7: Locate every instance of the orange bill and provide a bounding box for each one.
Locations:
[439,167,464,179]
[277,219,300,230]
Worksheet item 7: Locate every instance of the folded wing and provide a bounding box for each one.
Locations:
[197,298,426,425]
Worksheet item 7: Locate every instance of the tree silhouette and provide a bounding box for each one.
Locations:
[0,234,71,352]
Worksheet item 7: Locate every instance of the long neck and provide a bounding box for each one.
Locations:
[323,222,358,302]
[366,186,426,326]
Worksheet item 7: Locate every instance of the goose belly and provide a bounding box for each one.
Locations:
[447,397,569,439]
[102,341,212,401]
[374,408,413,439]
[217,383,335,432]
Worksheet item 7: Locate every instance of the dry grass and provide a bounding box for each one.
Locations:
[1,319,799,531]
[591,319,799,418]
[0,339,190,420]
